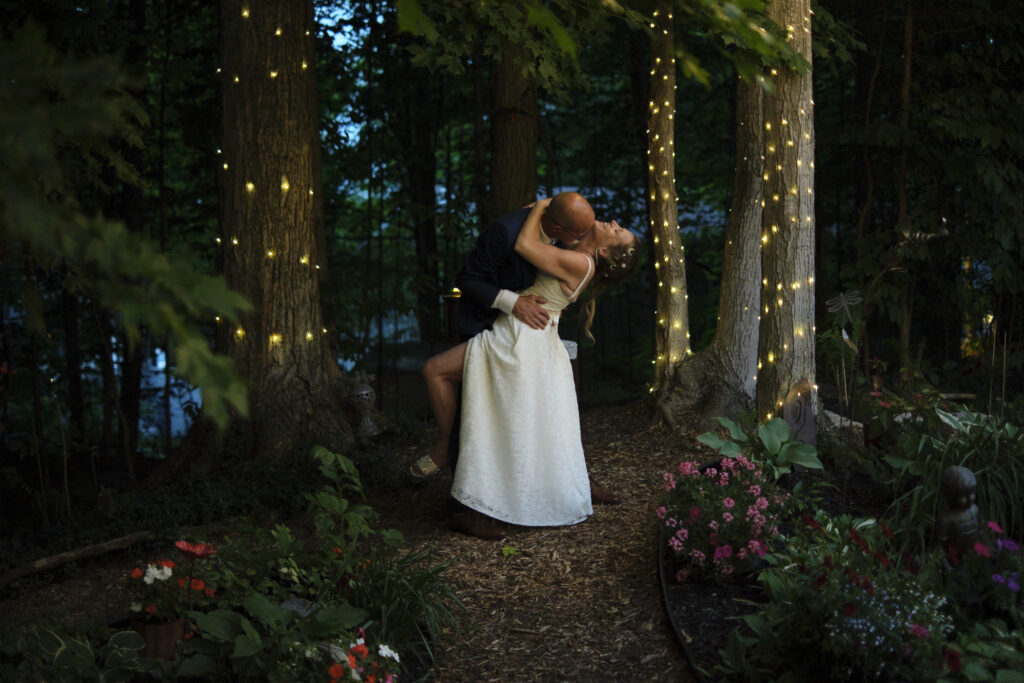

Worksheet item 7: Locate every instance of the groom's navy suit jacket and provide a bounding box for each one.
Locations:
[454,207,537,341]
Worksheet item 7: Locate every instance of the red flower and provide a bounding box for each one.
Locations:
[175,541,216,560]
[158,559,175,569]
[191,578,205,591]
[843,602,858,617]
[878,400,892,408]
[350,643,369,660]
[876,552,890,568]
[347,654,357,669]
[328,662,345,680]
[332,547,343,555]
[879,521,896,540]
[862,577,874,595]
[131,567,143,579]
[689,506,701,519]
[804,513,825,535]
[850,528,872,554]
[943,648,962,672]
[145,604,157,615]
[205,587,215,597]
[987,521,1004,534]
[184,630,195,640]
[974,542,992,558]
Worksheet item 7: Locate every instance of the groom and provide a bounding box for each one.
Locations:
[427,191,620,539]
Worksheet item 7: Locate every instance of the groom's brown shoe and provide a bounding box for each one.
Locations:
[590,478,621,505]
[447,511,507,540]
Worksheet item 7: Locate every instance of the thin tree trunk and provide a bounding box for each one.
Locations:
[648,3,689,401]
[896,2,914,375]
[60,285,86,457]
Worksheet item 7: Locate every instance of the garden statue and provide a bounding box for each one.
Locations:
[934,465,982,564]
[783,378,816,447]
[348,371,381,438]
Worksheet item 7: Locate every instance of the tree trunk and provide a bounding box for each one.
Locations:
[756,0,816,422]
[664,75,763,430]
[896,2,914,375]
[218,0,353,460]
[489,43,537,216]
[60,286,86,457]
[391,44,441,346]
[648,3,689,400]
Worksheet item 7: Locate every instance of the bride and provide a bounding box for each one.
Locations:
[449,197,638,527]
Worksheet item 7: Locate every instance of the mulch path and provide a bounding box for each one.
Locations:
[371,400,702,682]
[0,399,710,682]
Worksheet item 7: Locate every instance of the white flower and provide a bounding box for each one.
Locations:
[378,643,400,662]
[130,601,143,612]
[157,566,172,581]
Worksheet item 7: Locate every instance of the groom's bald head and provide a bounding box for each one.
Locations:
[544,192,595,242]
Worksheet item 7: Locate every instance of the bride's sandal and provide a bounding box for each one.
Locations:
[410,454,445,479]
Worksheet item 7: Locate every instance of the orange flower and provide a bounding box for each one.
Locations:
[347,654,357,669]
[367,675,376,683]
[328,662,344,680]
[332,547,343,555]
[350,643,369,659]
[131,567,143,579]
[158,558,175,569]
[191,578,205,591]
[175,541,216,560]
[205,587,215,597]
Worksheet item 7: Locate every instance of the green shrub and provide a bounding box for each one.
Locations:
[715,513,953,681]
[884,409,1024,552]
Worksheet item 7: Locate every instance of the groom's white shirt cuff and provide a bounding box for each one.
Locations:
[491,226,554,316]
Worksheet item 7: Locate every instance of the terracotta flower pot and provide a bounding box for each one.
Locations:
[133,616,185,660]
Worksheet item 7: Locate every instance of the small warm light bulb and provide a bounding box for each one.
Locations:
[269,333,282,346]
[300,254,309,264]
[281,176,290,192]
[231,237,239,245]
[245,181,255,192]
[222,163,229,170]
[241,8,249,18]
[275,27,282,35]
[215,237,221,244]
[269,70,278,78]
[266,249,275,258]
[305,331,314,341]
[235,327,245,338]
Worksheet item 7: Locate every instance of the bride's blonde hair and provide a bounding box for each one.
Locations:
[581,236,641,342]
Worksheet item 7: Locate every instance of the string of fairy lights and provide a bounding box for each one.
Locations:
[647,7,690,395]
[756,3,817,421]
[213,6,327,351]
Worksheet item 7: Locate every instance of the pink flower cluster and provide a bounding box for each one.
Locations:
[660,455,789,581]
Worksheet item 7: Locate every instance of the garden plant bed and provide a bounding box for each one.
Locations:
[0,399,711,682]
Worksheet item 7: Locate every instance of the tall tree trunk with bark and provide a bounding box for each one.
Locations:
[489,43,537,217]
[217,0,353,460]
[662,75,763,429]
[756,0,816,422]
[647,4,689,402]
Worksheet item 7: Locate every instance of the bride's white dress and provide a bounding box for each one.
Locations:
[451,264,594,526]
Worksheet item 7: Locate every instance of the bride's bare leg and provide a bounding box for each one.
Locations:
[420,342,468,471]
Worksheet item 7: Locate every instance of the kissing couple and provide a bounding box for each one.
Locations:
[413,192,640,539]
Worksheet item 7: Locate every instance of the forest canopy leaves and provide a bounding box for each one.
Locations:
[0,22,249,428]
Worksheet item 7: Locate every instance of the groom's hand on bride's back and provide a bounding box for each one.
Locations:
[513,295,549,329]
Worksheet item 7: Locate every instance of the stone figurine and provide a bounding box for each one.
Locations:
[934,465,982,562]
